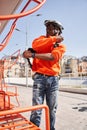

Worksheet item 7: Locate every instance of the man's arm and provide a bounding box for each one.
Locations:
[23,50,54,60]
[32,35,64,52]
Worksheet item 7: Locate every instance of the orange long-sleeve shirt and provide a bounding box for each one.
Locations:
[32,35,66,76]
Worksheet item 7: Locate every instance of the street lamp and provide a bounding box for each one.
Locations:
[15,13,42,87]
[15,27,28,87]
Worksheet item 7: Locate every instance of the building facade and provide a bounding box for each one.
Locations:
[2,55,87,78]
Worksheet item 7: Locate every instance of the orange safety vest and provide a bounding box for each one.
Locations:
[32,35,66,76]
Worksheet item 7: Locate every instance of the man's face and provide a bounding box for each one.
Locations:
[46,24,59,36]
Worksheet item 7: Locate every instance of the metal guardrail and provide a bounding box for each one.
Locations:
[0,104,50,130]
[5,77,87,88]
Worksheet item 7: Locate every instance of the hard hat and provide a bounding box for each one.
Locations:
[44,20,64,34]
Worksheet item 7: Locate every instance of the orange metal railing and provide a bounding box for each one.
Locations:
[0,23,16,51]
[0,50,20,110]
[0,104,50,130]
[0,0,46,51]
[0,0,46,20]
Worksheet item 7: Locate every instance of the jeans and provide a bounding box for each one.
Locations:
[30,73,59,130]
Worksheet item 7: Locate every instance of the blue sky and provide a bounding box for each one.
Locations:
[0,0,87,58]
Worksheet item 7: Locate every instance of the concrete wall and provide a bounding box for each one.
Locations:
[5,77,87,88]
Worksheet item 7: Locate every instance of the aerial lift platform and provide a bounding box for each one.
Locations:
[0,0,49,129]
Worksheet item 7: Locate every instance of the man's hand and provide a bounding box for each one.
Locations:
[23,50,32,59]
[56,35,64,43]
[28,48,36,53]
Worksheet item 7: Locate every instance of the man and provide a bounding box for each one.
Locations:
[23,20,66,130]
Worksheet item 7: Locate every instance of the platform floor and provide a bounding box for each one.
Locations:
[9,85,87,130]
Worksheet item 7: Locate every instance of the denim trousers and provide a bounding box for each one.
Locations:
[30,73,59,130]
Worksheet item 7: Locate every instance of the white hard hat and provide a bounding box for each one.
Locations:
[44,20,64,34]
